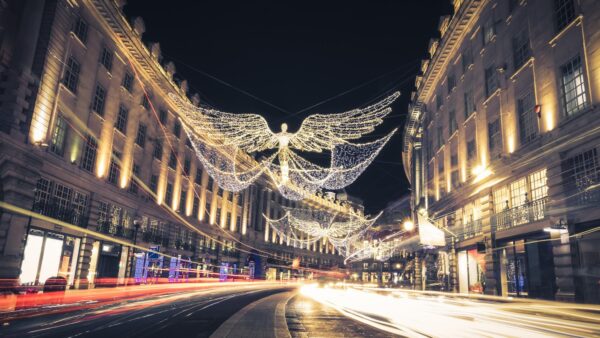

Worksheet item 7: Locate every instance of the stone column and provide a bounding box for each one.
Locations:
[551,230,575,302]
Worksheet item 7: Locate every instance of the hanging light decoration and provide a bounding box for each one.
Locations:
[170,92,400,200]
[344,232,406,264]
[264,206,381,256]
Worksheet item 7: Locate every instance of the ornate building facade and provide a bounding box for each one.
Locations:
[0,0,355,289]
[403,0,600,303]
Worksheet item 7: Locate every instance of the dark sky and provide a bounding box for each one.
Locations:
[124,0,452,214]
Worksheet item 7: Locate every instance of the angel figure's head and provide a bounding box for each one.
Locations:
[280,123,288,133]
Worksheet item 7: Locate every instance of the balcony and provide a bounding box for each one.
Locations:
[460,219,483,241]
[97,221,135,240]
[33,199,88,227]
[491,197,548,231]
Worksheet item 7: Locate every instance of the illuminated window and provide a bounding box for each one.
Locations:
[80,135,97,172]
[529,169,548,201]
[493,186,510,213]
[554,0,576,32]
[73,16,88,44]
[560,55,588,117]
[517,91,538,144]
[91,84,106,116]
[50,115,67,156]
[62,56,80,93]
[99,46,113,72]
[136,123,146,148]
[561,149,599,205]
[510,178,528,207]
[115,105,128,133]
[512,28,531,70]
[122,71,134,92]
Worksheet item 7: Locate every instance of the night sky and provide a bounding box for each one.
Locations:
[124,0,452,214]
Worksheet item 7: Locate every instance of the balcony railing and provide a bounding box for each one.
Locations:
[97,221,135,240]
[460,219,483,241]
[33,199,88,227]
[491,197,548,231]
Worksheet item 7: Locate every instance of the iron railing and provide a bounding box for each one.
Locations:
[33,199,88,227]
[460,219,483,241]
[491,197,548,231]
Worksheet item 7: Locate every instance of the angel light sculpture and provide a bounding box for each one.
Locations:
[169,91,399,200]
[264,207,381,257]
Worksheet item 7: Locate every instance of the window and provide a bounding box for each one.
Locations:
[165,183,173,206]
[179,191,186,212]
[529,169,548,202]
[512,28,531,70]
[227,192,233,202]
[216,208,221,224]
[168,151,177,169]
[451,170,460,189]
[451,154,458,167]
[99,46,113,72]
[185,138,192,148]
[560,55,588,117]
[207,177,214,191]
[510,177,528,207]
[485,66,498,97]
[73,16,88,43]
[195,167,203,185]
[136,123,146,147]
[192,197,199,217]
[462,48,473,73]
[217,187,223,197]
[482,18,496,45]
[91,84,106,116]
[555,0,576,32]
[493,186,510,213]
[122,71,133,92]
[561,149,600,205]
[183,156,190,176]
[436,127,443,150]
[448,110,458,135]
[517,91,538,144]
[140,94,150,109]
[81,135,97,172]
[226,213,231,227]
[447,73,456,94]
[508,0,520,13]
[153,140,163,160]
[436,92,443,110]
[173,120,181,138]
[237,195,243,206]
[50,115,67,156]
[129,163,140,194]
[488,119,502,154]
[236,216,241,231]
[108,151,121,185]
[62,56,80,93]
[115,105,128,133]
[159,109,168,125]
[464,90,475,119]
[467,139,476,160]
[150,174,158,193]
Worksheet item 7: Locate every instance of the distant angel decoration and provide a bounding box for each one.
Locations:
[169,91,399,200]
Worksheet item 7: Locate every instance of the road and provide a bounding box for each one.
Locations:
[3,283,600,337]
[0,283,293,338]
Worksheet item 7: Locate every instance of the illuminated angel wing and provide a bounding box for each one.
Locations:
[289,91,400,152]
[169,93,278,153]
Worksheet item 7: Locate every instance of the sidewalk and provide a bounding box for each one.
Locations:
[210,291,294,338]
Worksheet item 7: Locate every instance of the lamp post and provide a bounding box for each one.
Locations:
[128,218,141,284]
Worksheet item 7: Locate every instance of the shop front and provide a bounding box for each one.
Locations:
[457,247,486,294]
[572,220,600,304]
[19,228,81,288]
[498,233,556,300]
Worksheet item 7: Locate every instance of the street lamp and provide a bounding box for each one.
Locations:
[403,219,415,231]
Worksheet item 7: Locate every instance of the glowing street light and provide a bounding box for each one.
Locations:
[403,219,415,231]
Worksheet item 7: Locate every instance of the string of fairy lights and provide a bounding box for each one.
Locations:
[169,91,399,200]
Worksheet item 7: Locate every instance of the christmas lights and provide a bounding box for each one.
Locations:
[170,92,399,200]
[264,207,381,257]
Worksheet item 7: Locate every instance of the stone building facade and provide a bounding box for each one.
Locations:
[0,0,353,289]
[403,0,600,303]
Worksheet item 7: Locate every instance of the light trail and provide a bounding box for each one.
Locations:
[300,285,600,337]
